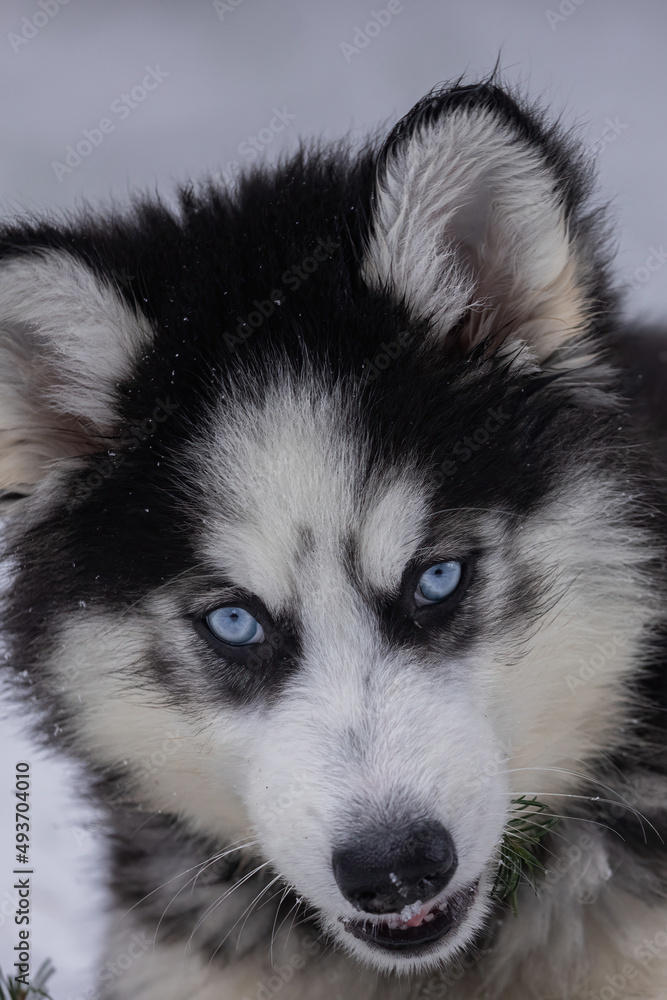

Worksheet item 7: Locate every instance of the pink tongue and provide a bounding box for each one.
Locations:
[403,903,433,927]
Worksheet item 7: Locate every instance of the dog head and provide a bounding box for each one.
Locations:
[0,83,657,972]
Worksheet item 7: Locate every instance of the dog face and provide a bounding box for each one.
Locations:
[0,84,657,973]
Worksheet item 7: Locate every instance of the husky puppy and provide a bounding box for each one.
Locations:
[2,80,667,999]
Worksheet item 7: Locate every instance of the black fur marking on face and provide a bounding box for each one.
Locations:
[372,555,478,660]
[191,604,303,705]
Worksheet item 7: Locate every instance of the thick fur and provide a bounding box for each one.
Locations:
[2,80,667,999]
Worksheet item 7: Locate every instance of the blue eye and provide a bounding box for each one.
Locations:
[415,561,462,606]
[206,607,265,646]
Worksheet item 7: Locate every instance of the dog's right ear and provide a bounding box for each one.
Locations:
[0,250,153,494]
[363,83,605,366]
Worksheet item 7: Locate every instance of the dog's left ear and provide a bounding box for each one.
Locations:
[0,250,154,495]
[363,84,603,362]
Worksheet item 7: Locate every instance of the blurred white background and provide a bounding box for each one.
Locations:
[0,0,666,996]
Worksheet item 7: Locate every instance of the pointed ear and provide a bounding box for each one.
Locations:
[363,83,604,363]
[0,250,153,493]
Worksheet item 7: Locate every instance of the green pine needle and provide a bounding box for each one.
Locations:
[0,960,55,1000]
[491,795,559,916]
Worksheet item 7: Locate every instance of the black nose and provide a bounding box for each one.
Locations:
[332,820,458,914]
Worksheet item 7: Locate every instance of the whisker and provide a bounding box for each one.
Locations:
[280,893,313,957]
[114,839,258,928]
[233,874,282,950]
[257,885,289,913]
[186,860,272,948]
[509,809,627,841]
[151,840,260,947]
[208,873,282,966]
[498,767,660,842]
[271,896,301,965]
[189,839,260,894]
[316,934,338,964]
[289,913,318,935]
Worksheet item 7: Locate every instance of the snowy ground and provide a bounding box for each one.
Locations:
[1,0,666,996]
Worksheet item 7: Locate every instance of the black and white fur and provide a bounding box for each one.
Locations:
[2,80,667,999]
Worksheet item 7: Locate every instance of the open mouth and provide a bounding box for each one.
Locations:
[340,882,478,953]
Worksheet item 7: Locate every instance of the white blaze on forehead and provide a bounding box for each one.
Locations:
[355,475,430,593]
[194,377,430,606]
